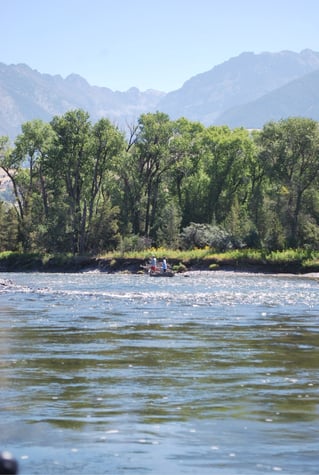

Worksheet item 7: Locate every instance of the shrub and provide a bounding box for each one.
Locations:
[180,222,235,251]
[118,235,152,254]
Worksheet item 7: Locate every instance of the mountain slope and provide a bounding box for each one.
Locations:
[157,49,319,124]
[0,63,165,138]
[1,49,319,139]
[215,69,319,128]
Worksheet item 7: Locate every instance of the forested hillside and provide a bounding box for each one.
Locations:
[1,111,319,255]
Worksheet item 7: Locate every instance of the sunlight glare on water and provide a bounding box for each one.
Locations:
[0,271,318,474]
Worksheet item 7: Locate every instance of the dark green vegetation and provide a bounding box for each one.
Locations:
[1,111,319,261]
[1,248,319,274]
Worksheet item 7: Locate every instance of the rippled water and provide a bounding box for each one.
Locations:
[0,271,318,474]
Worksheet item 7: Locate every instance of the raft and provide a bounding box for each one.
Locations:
[149,270,175,277]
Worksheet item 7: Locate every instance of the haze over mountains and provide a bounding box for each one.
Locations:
[1,49,319,139]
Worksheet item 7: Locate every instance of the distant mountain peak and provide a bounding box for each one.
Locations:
[157,49,319,123]
[0,62,164,138]
[1,49,319,139]
[65,73,90,88]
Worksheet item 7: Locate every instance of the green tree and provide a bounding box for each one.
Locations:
[199,126,255,224]
[168,118,204,213]
[0,122,55,251]
[0,201,19,251]
[85,118,125,253]
[50,110,92,253]
[116,112,183,242]
[257,117,319,247]
[50,110,125,254]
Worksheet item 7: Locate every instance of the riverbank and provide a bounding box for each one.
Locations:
[1,251,319,274]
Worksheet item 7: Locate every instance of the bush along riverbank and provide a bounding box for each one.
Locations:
[1,249,319,274]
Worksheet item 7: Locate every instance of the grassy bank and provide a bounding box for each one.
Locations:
[1,248,319,274]
[101,247,319,273]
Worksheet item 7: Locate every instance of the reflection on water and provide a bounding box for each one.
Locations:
[0,271,319,474]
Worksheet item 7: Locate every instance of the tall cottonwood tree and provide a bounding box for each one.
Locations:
[168,118,205,228]
[85,118,126,252]
[117,112,179,240]
[257,117,319,247]
[50,110,92,253]
[204,126,255,224]
[180,126,255,228]
[0,121,55,251]
[0,136,19,250]
[50,109,125,254]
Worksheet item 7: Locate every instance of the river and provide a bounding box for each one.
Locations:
[0,271,318,474]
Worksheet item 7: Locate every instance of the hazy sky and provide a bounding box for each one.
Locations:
[1,0,318,92]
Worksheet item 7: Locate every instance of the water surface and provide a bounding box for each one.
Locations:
[0,271,318,474]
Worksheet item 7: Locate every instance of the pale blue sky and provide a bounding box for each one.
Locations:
[1,0,319,92]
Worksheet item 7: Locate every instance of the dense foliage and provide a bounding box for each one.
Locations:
[1,111,319,254]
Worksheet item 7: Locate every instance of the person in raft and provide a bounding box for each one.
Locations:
[161,257,167,272]
[150,255,157,272]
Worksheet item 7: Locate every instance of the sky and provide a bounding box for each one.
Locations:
[1,0,319,92]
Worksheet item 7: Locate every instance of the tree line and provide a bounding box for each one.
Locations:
[1,110,319,255]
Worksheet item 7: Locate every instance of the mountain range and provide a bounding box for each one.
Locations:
[1,49,319,139]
